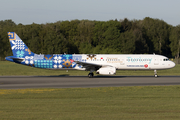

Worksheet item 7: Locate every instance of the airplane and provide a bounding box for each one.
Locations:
[5,32,175,78]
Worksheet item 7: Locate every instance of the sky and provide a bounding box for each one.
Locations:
[0,0,180,26]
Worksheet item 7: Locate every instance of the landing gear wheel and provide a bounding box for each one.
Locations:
[154,70,158,78]
[154,74,158,78]
[88,73,94,78]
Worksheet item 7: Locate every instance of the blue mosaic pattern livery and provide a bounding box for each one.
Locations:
[8,32,34,57]
[7,32,82,69]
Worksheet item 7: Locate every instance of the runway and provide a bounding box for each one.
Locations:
[0,76,180,89]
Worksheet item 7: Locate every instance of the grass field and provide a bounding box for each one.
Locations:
[0,61,180,76]
[1,61,180,119]
[0,86,180,120]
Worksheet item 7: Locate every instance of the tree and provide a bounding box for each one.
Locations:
[0,18,176,61]
[142,17,171,56]
[170,25,180,64]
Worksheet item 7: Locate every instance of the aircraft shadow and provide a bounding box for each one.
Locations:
[1,75,180,78]
[36,75,180,78]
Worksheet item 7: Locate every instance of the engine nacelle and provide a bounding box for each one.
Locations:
[96,66,116,75]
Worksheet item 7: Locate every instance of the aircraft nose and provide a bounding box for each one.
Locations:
[171,61,176,68]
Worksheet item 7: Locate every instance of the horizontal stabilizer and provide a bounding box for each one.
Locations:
[5,56,25,62]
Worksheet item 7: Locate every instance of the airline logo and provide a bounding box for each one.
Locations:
[144,64,148,68]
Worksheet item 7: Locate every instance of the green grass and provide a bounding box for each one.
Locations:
[0,61,180,76]
[0,86,180,120]
[1,61,180,119]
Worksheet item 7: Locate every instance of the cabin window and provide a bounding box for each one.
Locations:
[163,59,169,61]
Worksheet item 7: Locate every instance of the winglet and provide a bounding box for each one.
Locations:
[70,59,74,63]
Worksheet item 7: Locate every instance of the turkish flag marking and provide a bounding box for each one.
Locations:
[144,64,148,68]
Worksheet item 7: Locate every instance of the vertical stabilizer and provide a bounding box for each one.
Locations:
[7,32,34,58]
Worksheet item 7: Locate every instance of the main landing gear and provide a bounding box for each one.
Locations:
[88,73,94,78]
[154,70,158,78]
[88,69,95,78]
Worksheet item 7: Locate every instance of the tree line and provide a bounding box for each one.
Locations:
[0,18,180,63]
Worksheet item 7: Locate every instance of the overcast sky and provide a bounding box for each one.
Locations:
[0,0,179,26]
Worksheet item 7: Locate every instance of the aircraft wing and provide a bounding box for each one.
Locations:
[70,59,110,71]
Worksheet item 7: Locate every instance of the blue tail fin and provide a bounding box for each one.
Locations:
[7,32,34,58]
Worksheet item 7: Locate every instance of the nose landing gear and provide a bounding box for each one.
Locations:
[154,70,158,78]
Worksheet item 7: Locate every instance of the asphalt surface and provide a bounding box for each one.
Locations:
[0,75,180,89]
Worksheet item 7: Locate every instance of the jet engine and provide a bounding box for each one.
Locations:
[96,66,116,75]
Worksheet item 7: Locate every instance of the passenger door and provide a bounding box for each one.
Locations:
[154,56,159,65]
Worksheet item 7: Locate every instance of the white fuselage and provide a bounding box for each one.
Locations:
[72,54,175,70]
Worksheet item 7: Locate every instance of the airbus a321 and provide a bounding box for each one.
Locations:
[5,32,175,78]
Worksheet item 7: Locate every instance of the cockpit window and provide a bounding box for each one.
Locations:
[163,58,169,61]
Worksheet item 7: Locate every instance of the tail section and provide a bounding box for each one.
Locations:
[7,32,34,58]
